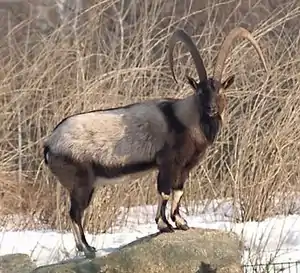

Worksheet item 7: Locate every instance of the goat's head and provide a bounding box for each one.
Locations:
[168,27,268,118]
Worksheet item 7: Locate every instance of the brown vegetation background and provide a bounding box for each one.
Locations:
[0,0,299,234]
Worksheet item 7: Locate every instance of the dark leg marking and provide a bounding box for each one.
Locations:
[69,187,96,258]
[69,197,84,252]
[155,159,175,233]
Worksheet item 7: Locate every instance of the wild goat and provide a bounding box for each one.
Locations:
[43,26,268,257]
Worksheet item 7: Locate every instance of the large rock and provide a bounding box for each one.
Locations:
[0,253,36,273]
[33,228,244,273]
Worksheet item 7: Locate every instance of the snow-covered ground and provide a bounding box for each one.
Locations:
[0,200,300,271]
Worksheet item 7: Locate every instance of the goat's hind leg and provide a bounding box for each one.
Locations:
[45,151,96,257]
[69,186,96,258]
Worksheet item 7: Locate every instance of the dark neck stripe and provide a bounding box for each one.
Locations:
[158,101,186,134]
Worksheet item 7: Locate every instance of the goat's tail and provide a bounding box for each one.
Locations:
[43,145,50,165]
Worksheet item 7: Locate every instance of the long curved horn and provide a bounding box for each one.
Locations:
[168,29,207,83]
[213,27,268,82]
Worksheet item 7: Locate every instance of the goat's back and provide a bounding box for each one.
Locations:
[44,101,170,166]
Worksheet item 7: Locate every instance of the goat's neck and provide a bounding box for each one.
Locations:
[174,94,200,128]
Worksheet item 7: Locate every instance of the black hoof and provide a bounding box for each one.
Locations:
[83,246,97,259]
[172,215,189,231]
[84,251,96,259]
[159,225,175,233]
[156,217,174,233]
[87,245,97,252]
[176,223,190,231]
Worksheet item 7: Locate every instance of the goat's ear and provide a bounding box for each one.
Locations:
[186,75,198,91]
[222,75,235,90]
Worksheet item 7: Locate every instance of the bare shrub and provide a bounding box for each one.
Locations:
[0,0,300,233]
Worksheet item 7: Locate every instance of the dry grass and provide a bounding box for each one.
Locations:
[0,0,300,234]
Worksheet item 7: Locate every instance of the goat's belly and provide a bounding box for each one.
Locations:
[93,160,157,186]
[94,169,155,186]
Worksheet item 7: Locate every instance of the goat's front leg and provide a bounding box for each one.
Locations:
[155,155,176,233]
[170,169,189,230]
